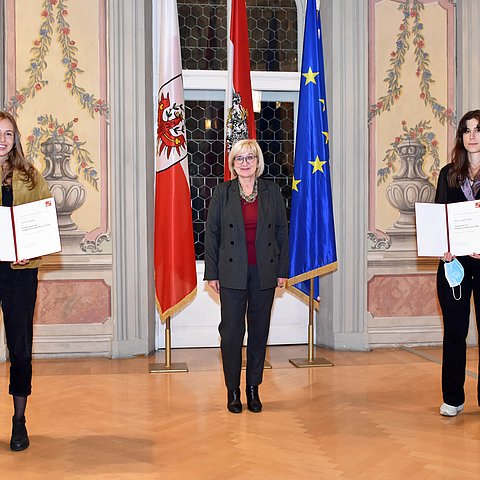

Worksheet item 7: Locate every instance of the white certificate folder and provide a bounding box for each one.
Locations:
[415,200,480,257]
[0,197,61,262]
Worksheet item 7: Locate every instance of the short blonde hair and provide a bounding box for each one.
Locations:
[228,139,265,178]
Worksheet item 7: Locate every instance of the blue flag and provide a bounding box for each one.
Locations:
[288,0,337,304]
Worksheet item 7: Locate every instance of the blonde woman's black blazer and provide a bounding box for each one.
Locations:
[204,178,289,290]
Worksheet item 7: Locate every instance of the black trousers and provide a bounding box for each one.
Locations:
[437,256,480,407]
[0,262,38,397]
[219,265,276,391]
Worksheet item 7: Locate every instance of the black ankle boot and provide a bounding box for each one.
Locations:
[227,388,242,413]
[246,385,262,413]
[10,416,29,451]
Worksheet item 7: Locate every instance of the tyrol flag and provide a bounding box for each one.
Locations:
[154,0,197,321]
[288,0,337,305]
[224,0,256,181]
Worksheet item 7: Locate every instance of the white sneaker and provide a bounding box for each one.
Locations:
[440,402,464,416]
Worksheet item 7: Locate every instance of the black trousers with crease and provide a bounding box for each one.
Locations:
[437,256,480,407]
[219,265,276,391]
[0,262,38,397]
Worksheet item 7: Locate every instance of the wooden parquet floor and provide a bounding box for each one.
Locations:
[0,345,478,479]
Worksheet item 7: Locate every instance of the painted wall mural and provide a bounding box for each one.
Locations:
[2,0,112,334]
[5,0,109,253]
[368,274,439,317]
[367,0,455,330]
[368,0,455,251]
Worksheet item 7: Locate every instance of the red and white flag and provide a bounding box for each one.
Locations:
[154,0,196,321]
[224,0,256,181]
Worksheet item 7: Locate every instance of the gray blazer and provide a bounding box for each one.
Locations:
[204,178,289,290]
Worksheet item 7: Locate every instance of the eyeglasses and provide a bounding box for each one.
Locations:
[234,154,257,165]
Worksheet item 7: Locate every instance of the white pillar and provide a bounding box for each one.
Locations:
[109,0,156,357]
[317,0,369,350]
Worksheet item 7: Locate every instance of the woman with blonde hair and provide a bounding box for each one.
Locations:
[204,139,289,413]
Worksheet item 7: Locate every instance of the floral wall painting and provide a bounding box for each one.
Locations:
[368,0,455,251]
[4,0,109,254]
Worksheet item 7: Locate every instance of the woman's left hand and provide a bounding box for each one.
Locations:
[277,277,287,288]
[13,259,30,266]
[471,252,480,260]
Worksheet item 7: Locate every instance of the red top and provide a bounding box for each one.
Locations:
[241,197,258,265]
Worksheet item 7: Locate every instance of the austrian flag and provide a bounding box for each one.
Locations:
[224,0,256,181]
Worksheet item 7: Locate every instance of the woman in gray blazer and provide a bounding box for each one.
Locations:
[204,139,289,413]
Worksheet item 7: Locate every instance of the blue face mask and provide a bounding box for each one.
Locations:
[444,258,464,300]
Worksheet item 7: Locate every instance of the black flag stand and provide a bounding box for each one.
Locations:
[289,278,333,368]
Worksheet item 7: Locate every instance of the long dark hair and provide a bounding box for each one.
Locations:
[448,109,480,188]
[0,111,37,188]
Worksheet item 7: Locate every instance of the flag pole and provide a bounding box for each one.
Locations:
[307,278,315,362]
[289,278,333,368]
[151,0,196,375]
[149,316,188,373]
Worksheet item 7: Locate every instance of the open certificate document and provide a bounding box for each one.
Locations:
[415,200,480,257]
[0,197,61,262]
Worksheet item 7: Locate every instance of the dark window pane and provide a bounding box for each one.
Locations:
[178,0,297,72]
[186,100,225,260]
[256,101,294,217]
[178,1,228,71]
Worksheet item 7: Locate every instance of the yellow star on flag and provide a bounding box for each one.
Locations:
[322,131,329,144]
[292,176,301,191]
[308,155,327,174]
[320,98,326,111]
[302,67,319,85]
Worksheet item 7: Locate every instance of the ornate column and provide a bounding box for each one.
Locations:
[317,0,369,350]
[109,0,155,356]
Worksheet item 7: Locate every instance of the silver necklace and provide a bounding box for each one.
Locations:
[239,179,258,203]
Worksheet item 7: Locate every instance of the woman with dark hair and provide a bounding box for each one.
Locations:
[204,139,289,414]
[435,109,480,417]
[0,111,51,449]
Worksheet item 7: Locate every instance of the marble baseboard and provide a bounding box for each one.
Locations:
[0,319,114,360]
[368,315,477,347]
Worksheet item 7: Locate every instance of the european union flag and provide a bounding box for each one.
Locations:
[288,0,337,304]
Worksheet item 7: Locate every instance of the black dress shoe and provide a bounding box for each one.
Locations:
[10,416,29,451]
[227,388,242,413]
[246,385,262,413]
